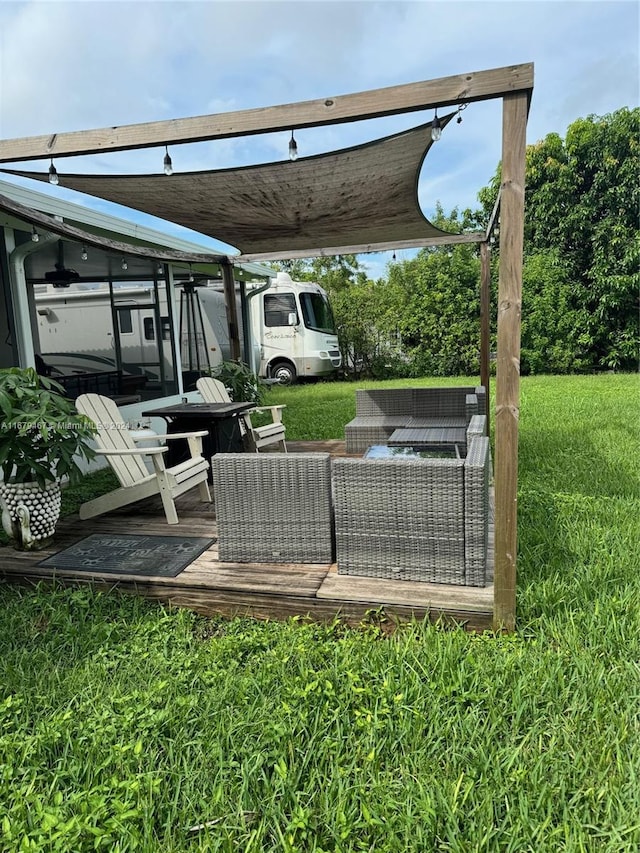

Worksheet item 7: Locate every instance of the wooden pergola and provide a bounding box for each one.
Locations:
[0,62,533,631]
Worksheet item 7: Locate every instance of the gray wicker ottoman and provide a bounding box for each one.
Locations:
[211,453,334,563]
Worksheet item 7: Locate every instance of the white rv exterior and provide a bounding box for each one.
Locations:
[34,282,222,383]
[250,272,341,383]
[197,273,341,383]
[34,272,341,385]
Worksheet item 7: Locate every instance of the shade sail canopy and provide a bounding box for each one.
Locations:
[4,117,458,260]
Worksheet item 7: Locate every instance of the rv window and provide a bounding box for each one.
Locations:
[143,318,155,340]
[118,308,133,334]
[300,292,337,334]
[161,317,172,341]
[264,293,297,327]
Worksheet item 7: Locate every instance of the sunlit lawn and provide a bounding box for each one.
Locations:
[1,373,638,852]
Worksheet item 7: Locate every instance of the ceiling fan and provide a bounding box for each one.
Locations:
[44,240,80,288]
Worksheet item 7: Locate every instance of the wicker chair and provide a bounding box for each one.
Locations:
[332,435,491,586]
[345,386,486,454]
[211,453,334,563]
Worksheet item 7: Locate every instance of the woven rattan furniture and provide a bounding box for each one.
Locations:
[387,426,467,454]
[333,435,491,586]
[345,386,486,454]
[211,453,334,564]
[464,436,491,587]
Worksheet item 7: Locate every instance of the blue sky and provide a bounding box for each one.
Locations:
[0,0,638,278]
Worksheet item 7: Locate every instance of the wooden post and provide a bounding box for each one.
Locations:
[220,259,241,362]
[480,241,491,436]
[493,92,527,633]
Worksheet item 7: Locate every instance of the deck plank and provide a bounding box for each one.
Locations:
[317,573,493,612]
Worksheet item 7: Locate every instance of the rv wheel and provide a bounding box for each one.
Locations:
[271,361,296,385]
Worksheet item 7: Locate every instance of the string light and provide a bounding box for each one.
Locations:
[431,110,442,143]
[31,226,40,242]
[121,257,128,271]
[392,250,396,261]
[48,159,59,185]
[188,264,194,283]
[288,130,298,161]
[456,103,468,125]
[163,146,173,176]
[81,245,88,261]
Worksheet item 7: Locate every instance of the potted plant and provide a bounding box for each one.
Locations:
[209,360,265,405]
[0,367,96,550]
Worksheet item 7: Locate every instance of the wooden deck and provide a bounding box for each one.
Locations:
[0,441,494,631]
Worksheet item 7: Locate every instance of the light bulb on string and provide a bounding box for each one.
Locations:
[81,245,88,261]
[31,226,40,242]
[431,110,442,143]
[48,159,59,185]
[121,257,128,271]
[163,146,173,176]
[288,130,298,161]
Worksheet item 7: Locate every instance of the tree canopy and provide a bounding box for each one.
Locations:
[277,107,639,378]
[479,107,639,372]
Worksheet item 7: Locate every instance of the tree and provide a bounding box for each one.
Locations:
[520,250,591,374]
[389,242,482,377]
[479,107,640,371]
[273,255,396,377]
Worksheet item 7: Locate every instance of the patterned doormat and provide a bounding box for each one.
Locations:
[38,534,216,578]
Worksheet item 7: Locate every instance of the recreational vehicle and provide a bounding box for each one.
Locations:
[34,272,341,389]
[199,272,341,384]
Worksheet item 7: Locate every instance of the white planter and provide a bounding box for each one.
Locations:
[0,480,62,551]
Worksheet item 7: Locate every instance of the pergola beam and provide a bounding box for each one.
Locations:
[0,64,533,163]
[479,241,492,437]
[233,233,485,264]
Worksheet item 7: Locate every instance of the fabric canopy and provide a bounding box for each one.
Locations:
[4,116,456,258]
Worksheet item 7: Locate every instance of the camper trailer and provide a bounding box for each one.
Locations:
[34,272,340,389]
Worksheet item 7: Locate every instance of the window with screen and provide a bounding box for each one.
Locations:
[264,293,297,327]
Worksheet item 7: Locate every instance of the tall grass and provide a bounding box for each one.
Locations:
[1,374,638,852]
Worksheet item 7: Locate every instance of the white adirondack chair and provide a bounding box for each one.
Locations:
[75,393,211,524]
[196,377,287,452]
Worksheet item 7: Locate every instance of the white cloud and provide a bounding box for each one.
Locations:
[1,0,637,256]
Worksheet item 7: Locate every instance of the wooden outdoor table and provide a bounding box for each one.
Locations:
[142,401,254,479]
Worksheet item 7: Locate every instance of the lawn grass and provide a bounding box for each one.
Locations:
[1,374,639,852]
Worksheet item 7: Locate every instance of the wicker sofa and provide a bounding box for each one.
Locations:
[332,435,491,586]
[345,386,486,454]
